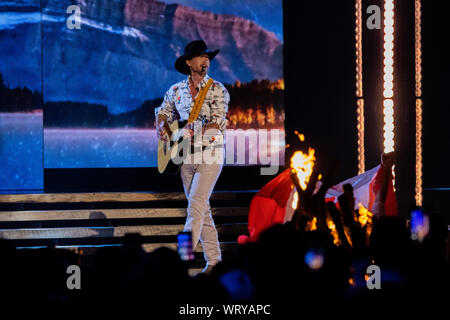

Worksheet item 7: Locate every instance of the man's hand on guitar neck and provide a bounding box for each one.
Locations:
[156,114,169,142]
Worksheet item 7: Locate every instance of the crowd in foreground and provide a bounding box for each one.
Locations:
[0,211,447,316]
[0,155,448,317]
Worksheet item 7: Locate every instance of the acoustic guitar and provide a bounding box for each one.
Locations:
[157,119,188,175]
[157,119,222,174]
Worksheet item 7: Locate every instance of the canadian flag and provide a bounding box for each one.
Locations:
[238,165,397,244]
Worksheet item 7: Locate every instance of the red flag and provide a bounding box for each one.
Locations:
[325,164,397,216]
[238,169,293,244]
[239,165,397,244]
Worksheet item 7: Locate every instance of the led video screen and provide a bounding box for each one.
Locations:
[0,0,284,190]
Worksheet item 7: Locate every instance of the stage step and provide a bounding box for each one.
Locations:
[0,191,255,204]
[0,191,254,273]
[0,207,248,222]
[0,224,248,241]
[0,191,255,211]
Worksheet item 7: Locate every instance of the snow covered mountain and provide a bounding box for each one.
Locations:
[0,0,283,114]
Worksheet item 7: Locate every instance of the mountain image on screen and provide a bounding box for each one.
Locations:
[0,0,283,116]
[0,0,284,169]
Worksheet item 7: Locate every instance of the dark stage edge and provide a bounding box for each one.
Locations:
[43,166,286,193]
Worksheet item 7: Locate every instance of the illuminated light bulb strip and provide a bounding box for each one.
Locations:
[383,0,395,154]
[357,99,365,174]
[415,0,422,97]
[415,99,423,206]
[355,0,363,98]
[355,0,365,174]
[415,0,423,206]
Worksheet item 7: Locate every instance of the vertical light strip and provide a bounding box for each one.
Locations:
[357,99,365,174]
[383,0,395,154]
[355,0,365,174]
[415,100,423,205]
[415,0,423,206]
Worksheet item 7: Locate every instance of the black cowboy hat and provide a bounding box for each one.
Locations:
[175,40,219,75]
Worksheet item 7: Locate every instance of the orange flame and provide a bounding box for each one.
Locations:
[358,203,374,243]
[294,130,305,142]
[358,203,373,227]
[326,217,340,245]
[290,148,316,191]
[306,217,317,231]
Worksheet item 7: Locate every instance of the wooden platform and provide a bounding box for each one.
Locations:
[0,191,254,275]
[0,191,255,203]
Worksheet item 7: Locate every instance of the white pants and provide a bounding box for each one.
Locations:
[180,160,223,266]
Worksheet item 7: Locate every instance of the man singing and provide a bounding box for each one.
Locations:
[155,40,229,274]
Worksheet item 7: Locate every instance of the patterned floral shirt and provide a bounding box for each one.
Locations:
[154,74,230,133]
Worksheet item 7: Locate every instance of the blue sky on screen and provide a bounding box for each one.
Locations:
[161,0,283,41]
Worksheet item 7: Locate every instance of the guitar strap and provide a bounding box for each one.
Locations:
[187,77,214,124]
